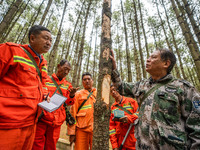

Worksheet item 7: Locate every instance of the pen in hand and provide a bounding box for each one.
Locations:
[45,92,50,102]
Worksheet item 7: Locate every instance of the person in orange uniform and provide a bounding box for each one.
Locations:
[32,59,79,150]
[67,72,96,150]
[109,85,138,150]
[0,25,52,150]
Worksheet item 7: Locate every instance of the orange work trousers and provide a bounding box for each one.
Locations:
[32,121,61,150]
[0,124,36,150]
[75,128,93,150]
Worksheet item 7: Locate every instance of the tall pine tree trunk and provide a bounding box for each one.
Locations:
[39,0,53,25]
[0,0,30,43]
[92,0,112,149]
[65,0,85,60]
[130,14,142,81]
[133,0,146,79]
[181,0,200,44]
[20,11,36,44]
[48,0,69,74]
[161,0,186,79]
[155,0,181,78]
[121,0,132,82]
[116,22,124,81]
[86,14,95,72]
[72,0,92,84]
[93,25,98,87]
[22,0,45,43]
[46,9,54,27]
[0,0,23,36]
[138,0,149,58]
[72,26,82,87]
[170,0,200,82]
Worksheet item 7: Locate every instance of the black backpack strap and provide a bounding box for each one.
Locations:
[77,91,93,113]
[21,47,42,80]
[115,105,132,115]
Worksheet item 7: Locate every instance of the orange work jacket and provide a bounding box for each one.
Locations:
[40,73,75,126]
[67,88,97,135]
[109,96,138,150]
[0,42,48,129]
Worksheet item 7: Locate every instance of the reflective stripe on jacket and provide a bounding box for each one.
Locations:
[0,42,48,129]
[67,88,97,135]
[41,73,75,126]
[109,96,138,149]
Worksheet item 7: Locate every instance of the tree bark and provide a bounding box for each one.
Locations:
[92,0,112,149]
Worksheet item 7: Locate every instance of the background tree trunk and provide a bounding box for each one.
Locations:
[39,0,53,26]
[48,0,69,74]
[133,0,146,79]
[0,0,23,37]
[170,0,200,82]
[121,0,132,82]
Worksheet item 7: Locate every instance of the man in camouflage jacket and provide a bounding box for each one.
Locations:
[110,48,200,150]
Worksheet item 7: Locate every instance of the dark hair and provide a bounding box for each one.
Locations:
[82,72,92,80]
[60,59,71,67]
[28,25,51,41]
[157,48,176,74]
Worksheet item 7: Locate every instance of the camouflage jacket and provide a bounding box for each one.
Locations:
[111,69,200,150]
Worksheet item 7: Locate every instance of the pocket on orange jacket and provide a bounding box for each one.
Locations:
[18,65,37,83]
[42,110,54,122]
[0,88,38,99]
[76,112,88,128]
